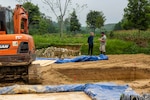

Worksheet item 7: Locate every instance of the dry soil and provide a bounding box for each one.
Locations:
[0,54,150,95]
[39,54,150,94]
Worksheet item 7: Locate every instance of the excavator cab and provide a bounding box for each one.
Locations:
[0,6,14,34]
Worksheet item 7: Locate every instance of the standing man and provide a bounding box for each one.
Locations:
[87,32,94,55]
[99,32,107,55]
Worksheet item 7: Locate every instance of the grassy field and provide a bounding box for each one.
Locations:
[33,30,150,55]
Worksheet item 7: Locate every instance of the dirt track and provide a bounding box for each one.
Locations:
[39,54,150,94]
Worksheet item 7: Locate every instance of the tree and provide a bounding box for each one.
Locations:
[124,0,150,31]
[121,17,134,30]
[86,10,105,32]
[73,3,87,15]
[64,18,70,33]
[23,2,41,25]
[42,0,71,37]
[70,10,81,33]
[21,2,42,34]
[114,21,123,31]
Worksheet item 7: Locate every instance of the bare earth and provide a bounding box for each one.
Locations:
[0,54,150,100]
[0,92,91,100]
[39,54,150,94]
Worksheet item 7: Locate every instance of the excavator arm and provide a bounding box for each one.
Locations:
[13,4,29,34]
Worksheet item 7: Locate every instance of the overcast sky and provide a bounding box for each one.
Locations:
[0,0,128,26]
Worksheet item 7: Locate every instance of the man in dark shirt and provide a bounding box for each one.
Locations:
[87,32,94,55]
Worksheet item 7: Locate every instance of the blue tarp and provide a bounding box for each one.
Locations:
[36,54,108,64]
[0,83,137,100]
[84,83,137,100]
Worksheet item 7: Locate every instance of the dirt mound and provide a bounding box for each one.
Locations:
[40,66,72,85]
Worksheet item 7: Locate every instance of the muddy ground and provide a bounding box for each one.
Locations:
[0,54,150,95]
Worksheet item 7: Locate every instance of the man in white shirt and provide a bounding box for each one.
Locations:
[99,32,107,55]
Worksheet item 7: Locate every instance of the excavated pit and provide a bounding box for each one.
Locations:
[57,67,150,82]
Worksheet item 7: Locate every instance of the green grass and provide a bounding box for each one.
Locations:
[33,34,87,48]
[33,32,150,55]
[111,30,150,42]
[81,39,139,55]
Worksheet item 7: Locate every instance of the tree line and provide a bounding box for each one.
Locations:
[16,0,150,35]
[16,0,105,35]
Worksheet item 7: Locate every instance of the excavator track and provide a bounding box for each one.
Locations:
[0,66,28,83]
[0,64,42,84]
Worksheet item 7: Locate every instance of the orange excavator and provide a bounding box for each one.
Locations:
[0,4,41,83]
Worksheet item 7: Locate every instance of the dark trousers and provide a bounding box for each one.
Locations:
[88,43,93,55]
